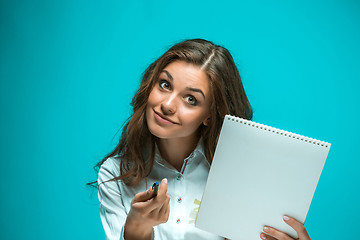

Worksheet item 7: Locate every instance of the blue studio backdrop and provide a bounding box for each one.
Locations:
[1,1,359,239]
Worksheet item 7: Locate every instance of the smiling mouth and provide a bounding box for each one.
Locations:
[153,110,178,125]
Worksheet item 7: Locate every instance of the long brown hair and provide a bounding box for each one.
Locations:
[87,38,252,187]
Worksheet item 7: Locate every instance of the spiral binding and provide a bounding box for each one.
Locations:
[226,115,330,148]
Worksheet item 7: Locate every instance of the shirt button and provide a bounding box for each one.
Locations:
[177,197,182,203]
[176,175,183,181]
[176,218,181,224]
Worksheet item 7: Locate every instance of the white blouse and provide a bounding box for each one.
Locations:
[97,141,224,240]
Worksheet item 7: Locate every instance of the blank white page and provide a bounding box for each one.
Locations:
[195,115,331,240]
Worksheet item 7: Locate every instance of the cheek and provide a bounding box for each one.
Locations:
[179,109,206,127]
[147,88,163,106]
[147,90,155,105]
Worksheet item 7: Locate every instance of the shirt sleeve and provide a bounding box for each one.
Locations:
[98,158,127,240]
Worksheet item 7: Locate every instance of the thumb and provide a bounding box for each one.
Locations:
[158,178,168,195]
[283,215,311,240]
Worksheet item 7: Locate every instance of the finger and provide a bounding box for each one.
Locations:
[260,232,277,240]
[283,215,311,239]
[164,199,170,217]
[146,194,170,224]
[163,200,170,223]
[262,226,293,240]
[150,194,170,224]
[158,194,170,217]
[133,186,154,203]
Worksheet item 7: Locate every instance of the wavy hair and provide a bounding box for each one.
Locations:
[87,39,252,187]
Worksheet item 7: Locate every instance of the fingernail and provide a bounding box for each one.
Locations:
[163,178,167,185]
[263,227,269,233]
[261,234,267,239]
[283,215,290,221]
[147,189,151,195]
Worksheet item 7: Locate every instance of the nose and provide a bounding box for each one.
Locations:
[161,94,177,115]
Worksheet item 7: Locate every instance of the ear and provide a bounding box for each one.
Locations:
[203,117,210,126]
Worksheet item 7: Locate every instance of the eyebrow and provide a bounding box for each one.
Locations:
[162,70,173,81]
[161,70,206,99]
[186,87,206,99]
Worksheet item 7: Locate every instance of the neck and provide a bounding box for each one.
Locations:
[156,133,200,172]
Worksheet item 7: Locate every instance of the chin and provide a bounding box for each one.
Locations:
[148,124,172,139]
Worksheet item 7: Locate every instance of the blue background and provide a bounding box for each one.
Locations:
[1,0,359,239]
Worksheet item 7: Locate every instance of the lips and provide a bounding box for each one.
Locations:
[153,110,178,125]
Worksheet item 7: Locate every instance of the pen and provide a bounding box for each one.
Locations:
[152,181,159,197]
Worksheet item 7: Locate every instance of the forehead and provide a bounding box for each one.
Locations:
[161,61,210,91]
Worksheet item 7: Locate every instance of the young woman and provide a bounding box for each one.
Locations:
[90,39,312,240]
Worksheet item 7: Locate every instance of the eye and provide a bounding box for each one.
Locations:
[186,95,198,106]
[159,80,171,90]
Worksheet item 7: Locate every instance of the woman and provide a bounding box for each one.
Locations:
[89,39,312,240]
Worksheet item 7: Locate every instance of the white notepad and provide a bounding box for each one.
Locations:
[195,115,331,240]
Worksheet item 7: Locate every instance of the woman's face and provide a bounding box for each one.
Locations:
[145,60,211,140]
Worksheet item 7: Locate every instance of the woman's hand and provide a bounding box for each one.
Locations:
[260,216,311,240]
[124,178,170,240]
